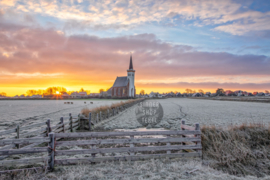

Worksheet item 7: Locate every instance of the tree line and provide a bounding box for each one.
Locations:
[25,87,91,96]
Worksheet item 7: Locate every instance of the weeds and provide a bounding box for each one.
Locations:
[202,123,270,177]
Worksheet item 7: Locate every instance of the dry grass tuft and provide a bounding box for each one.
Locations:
[202,123,270,177]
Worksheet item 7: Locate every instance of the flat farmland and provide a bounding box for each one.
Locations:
[95,98,270,130]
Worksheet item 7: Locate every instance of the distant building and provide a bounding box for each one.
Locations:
[61,92,70,99]
[79,92,87,97]
[30,95,42,98]
[70,92,81,98]
[149,92,159,98]
[110,55,136,98]
[257,92,265,96]
[225,90,233,96]
[234,90,243,96]
[192,93,202,97]
[20,95,25,98]
[90,93,101,97]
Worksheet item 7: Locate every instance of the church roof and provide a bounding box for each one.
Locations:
[129,55,133,70]
[112,76,129,87]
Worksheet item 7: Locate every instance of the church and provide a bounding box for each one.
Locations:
[109,55,136,98]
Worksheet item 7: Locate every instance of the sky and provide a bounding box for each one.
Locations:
[0,0,270,96]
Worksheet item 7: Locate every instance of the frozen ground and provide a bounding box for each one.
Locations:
[2,98,270,179]
[4,159,270,180]
[0,99,127,131]
[94,98,270,130]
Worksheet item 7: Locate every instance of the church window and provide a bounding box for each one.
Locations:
[118,88,121,95]
[114,88,116,96]
[123,88,125,94]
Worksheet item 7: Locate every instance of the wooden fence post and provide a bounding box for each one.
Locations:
[46,119,51,136]
[88,112,91,131]
[60,117,64,133]
[166,135,171,154]
[195,123,202,153]
[69,113,73,132]
[91,137,96,163]
[16,125,20,149]
[96,113,99,123]
[48,132,55,171]
[181,120,185,130]
[100,111,102,121]
[181,120,185,145]
[130,135,134,156]
[107,109,109,118]
[113,108,115,116]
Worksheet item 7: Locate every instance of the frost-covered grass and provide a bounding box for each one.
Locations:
[3,159,270,180]
[93,98,270,130]
[0,99,127,131]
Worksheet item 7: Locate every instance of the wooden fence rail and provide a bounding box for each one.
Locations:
[0,101,202,173]
[0,113,79,161]
[48,127,202,169]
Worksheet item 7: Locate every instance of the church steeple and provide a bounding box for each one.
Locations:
[129,54,133,70]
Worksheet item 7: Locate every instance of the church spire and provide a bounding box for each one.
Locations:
[129,54,133,70]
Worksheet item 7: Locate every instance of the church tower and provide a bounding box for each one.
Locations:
[127,54,135,97]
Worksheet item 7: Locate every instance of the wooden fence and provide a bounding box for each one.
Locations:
[0,113,79,160]
[0,125,202,169]
[80,99,145,130]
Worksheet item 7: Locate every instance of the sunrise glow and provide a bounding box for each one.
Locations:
[0,0,269,96]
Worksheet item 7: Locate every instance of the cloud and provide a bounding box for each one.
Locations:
[1,0,270,35]
[138,81,270,92]
[0,23,270,84]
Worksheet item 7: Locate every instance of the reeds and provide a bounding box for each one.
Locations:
[202,123,270,177]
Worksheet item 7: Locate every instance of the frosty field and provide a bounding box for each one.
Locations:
[1,98,270,179]
[95,98,270,130]
[0,99,127,131]
[1,98,270,131]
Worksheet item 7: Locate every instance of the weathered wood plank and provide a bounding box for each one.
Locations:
[0,144,15,150]
[0,128,17,136]
[55,130,201,138]
[0,137,50,146]
[0,147,47,155]
[55,152,202,165]
[56,137,201,146]
[181,125,195,131]
[51,123,63,131]
[55,145,202,156]
[0,157,48,166]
